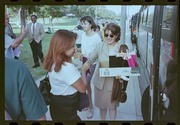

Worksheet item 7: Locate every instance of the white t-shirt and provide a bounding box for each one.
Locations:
[73,30,84,45]
[81,32,101,58]
[49,62,81,95]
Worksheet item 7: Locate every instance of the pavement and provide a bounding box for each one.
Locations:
[35,70,143,121]
[36,57,143,121]
[35,32,143,121]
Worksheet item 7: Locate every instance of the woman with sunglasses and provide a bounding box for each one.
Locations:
[82,23,121,120]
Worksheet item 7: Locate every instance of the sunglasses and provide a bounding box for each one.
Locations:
[104,34,114,38]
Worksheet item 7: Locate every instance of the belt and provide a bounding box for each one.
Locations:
[60,92,78,98]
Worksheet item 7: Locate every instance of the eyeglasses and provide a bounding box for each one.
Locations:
[104,34,114,38]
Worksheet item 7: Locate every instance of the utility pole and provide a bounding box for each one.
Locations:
[95,6,98,24]
[121,6,127,44]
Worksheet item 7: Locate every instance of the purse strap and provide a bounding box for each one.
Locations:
[44,72,48,78]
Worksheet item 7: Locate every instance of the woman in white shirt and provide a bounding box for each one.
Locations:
[72,25,84,52]
[43,29,88,121]
[80,16,102,119]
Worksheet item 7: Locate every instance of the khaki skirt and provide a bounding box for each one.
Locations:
[94,77,119,109]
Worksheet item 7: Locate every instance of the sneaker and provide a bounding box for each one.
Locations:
[86,108,93,119]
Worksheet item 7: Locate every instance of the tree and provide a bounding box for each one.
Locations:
[68,5,96,20]
[45,6,66,26]
[38,5,49,24]
[20,6,27,29]
[7,5,27,32]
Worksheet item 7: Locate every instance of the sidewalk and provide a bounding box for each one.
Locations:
[77,76,143,121]
[35,75,143,121]
[35,33,143,121]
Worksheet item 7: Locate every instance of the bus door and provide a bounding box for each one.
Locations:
[151,6,164,121]
[158,5,178,120]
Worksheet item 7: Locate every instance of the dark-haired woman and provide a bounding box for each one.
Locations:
[83,23,122,120]
[80,16,102,119]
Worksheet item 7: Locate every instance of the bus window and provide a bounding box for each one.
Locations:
[141,12,144,24]
[162,6,173,29]
[142,8,148,26]
[147,6,155,27]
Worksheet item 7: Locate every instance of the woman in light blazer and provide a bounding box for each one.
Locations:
[83,23,122,120]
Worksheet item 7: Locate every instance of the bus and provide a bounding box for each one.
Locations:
[130,5,178,121]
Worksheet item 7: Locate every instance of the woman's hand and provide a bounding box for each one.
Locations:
[79,54,83,61]
[116,52,124,57]
[74,52,83,61]
[115,75,121,80]
[116,51,131,60]
[81,61,90,72]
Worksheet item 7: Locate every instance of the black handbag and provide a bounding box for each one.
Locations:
[39,73,51,105]
[77,92,90,111]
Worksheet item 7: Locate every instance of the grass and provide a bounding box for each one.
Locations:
[12,18,78,33]
[19,34,52,80]
[12,17,78,80]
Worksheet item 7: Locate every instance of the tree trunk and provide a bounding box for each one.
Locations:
[20,6,26,33]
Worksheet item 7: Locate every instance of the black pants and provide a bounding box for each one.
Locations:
[50,93,81,121]
[162,102,177,121]
[30,39,44,64]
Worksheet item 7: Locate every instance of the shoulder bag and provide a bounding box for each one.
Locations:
[39,73,51,105]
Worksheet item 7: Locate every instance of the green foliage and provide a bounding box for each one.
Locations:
[7,5,119,26]
[69,5,96,19]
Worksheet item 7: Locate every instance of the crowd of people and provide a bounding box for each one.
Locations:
[5,11,177,121]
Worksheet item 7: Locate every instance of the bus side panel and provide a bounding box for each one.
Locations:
[159,40,174,89]
[138,28,148,67]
